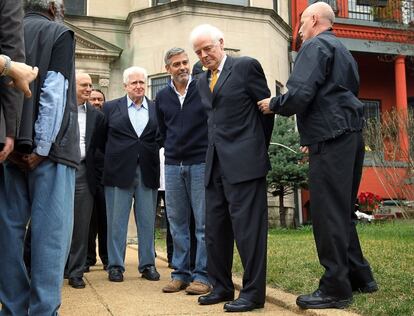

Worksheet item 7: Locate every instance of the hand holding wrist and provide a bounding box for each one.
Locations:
[0,54,11,77]
[6,60,38,97]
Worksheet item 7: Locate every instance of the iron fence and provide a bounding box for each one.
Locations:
[321,0,414,24]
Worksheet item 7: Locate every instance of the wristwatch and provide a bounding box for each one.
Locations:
[0,54,11,77]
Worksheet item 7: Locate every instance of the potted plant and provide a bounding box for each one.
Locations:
[358,192,382,214]
[371,0,402,23]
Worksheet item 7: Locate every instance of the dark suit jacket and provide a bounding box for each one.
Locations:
[100,96,160,189]
[197,56,274,185]
[84,103,105,195]
[0,0,25,146]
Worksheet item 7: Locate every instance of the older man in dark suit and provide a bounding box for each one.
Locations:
[65,72,105,289]
[100,66,160,283]
[190,24,274,312]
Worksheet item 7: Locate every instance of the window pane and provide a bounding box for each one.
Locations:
[362,99,380,121]
[203,0,249,5]
[273,0,278,12]
[356,0,388,6]
[151,75,170,99]
[65,0,86,15]
[361,99,382,159]
[348,0,374,20]
[275,81,283,96]
[153,0,171,5]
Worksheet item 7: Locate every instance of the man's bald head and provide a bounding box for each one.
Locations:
[76,72,92,105]
[299,2,335,42]
[76,72,91,83]
[305,2,335,24]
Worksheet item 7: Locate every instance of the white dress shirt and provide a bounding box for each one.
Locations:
[77,103,87,161]
[169,75,192,108]
[209,54,227,83]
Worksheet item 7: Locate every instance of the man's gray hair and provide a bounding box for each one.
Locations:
[24,0,64,22]
[189,24,224,46]
[123,66,148,85]
[24,0,62,12]
[164,47,186,66]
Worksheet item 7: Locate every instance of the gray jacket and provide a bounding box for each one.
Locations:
[0,0,25,147]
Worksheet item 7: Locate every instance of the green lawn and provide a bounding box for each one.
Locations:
[156,220,414,316]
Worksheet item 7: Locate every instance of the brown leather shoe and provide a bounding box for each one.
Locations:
[185,281,211,295]
[162,279,189,293]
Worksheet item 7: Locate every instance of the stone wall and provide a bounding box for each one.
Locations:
[267,194,295,228]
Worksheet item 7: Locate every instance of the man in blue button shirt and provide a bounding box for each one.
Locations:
[99,67,161,283]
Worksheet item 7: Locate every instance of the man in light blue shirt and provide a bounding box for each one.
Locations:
[100,66,161,283]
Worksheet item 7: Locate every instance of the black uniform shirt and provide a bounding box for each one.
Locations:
[270,30,365,146]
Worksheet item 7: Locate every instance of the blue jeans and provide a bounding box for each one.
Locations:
[105,166,157,272]
[0,160,75,316]
[165,163,209,285]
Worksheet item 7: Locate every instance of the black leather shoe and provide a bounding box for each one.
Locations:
[68,277,86,289]
[224,297,264,312]
[353,281,378,293]
[296,289,352,309]
[108,268,123,282]
[198,292,234,305]
[141,265,160,281]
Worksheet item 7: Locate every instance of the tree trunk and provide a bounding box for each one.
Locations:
[279,187,287,228]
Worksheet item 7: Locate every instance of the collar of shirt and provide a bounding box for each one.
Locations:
[216,54,227,76]
[127,95,148,110]
[78,102,87,113]
[168,75,192,97]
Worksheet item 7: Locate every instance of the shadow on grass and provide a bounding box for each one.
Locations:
[156,220,414,316]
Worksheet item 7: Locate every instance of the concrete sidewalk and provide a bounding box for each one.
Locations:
[60,246,360,316]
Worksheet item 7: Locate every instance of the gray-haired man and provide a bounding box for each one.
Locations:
[0,0,79,315]
[99,66,161,283]
[155,48,210,295]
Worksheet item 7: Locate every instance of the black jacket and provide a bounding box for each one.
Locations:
[99,96,160,189]
[155,79,207,165]
[197,56,274,185]
[84,103,105,195]
[270,30,364,146]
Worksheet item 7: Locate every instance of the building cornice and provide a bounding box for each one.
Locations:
[66,14,127,28]
[126,0,291,37]
[65,14,129,36]
[334,22,414,44]
[64,21,123,63]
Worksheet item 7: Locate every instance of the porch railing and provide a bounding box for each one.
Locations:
[321,0,414,25]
